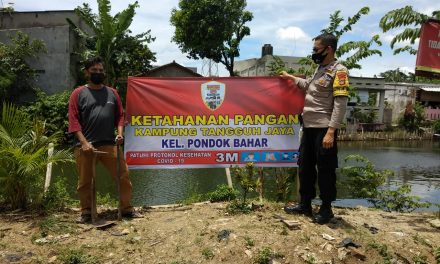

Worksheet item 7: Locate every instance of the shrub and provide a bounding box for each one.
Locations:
[230,163,258,205]
[41,177,71,212]
[432,119,440,134]
[0,103,73,209]
[373,184,431,213]
[341,155,392,199]
[208,184,238,202]
[22,90,71,145]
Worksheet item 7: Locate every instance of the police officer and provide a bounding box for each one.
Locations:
[280,33,349,224]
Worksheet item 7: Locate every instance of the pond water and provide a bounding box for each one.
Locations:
[59,140,440,209]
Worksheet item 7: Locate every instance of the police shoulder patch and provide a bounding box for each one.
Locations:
[333,70,349,97]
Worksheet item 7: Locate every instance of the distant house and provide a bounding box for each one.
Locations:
[0,10,91,99]
[145,61,202,77]
[234,44,302,76]
[384,83,440,122]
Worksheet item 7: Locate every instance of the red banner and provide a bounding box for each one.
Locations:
[416,19,440,78]
[124,77,304,169]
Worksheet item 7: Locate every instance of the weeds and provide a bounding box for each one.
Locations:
[373,184,431,212]
[96,192,118,207]
[39,216,74,237]
[201,248,214,260]
[59,248,98,264]
[413,234,432,248]
[254,247,284,264]
[412,254,428,264]
[244,236,255,247]
[368,241,392,264]
[434,247,440,264]
[341,154,391,199]
[226,200,252,214]
[42,177,71,213]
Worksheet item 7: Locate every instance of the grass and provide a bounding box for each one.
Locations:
[38,215,75,237]
[59,248,98,264]
[254,247,284,264]
[244,236,255,247]
[367,241,393,264]
[201,248,214,260]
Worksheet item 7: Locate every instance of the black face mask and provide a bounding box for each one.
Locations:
[311,48,328,64]
[90,72,105,85]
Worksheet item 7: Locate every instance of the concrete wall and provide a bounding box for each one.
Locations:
[0,26,74,95]
[0,11,90,98]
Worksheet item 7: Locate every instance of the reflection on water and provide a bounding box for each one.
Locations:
[60,140,440,208]
[336,140,440,208]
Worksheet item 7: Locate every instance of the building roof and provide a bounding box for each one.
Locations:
[146,61,202,77]
[420,87,440,92]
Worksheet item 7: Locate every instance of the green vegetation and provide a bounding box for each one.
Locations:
[374,184,431,213]
[170,0,253,76]
[341,155,392,199]
[267,167,295,202]
[0,103,73,209]
[412,254,428,264]
[432,119,440,134]
[435,247,440,264]
[22,90,71,145]
[0,31,46,103]
[230,163,258,205]
[96,192,118,207]
[68,0,156,86]
[254,247,284,264]
[38,215,76,238]
[208,184,238,202]
[398,102,426,133]
[367,241,393,264]
[42,177,72,213]
[244,236,255,247]
[59,248,98,264]
[380,6,440,55]
[201,248,214,260]
[342,155,431,213]
[269,7,382,76]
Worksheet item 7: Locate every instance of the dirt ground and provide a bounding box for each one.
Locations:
[0,202,439,264]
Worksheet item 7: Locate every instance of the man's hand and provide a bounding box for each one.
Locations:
[280,71,294,81]
[81,141,95,153]
[322,127,336,149]
[115,135,124,145]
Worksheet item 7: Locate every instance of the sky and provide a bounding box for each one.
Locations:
[6,0,440,77]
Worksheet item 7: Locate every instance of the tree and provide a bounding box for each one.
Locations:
[269,7,382,77]
[67,0,156,85]
[0,31,46,103]
[379,6,440,55]
[379,68,415,82]
[170,0,253,76]
[0,103,73,209]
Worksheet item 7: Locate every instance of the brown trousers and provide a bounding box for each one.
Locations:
[74,145,133,214]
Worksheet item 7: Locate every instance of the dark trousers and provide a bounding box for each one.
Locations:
[298,128,338,204]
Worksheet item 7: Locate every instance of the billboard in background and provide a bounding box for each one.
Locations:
[416,19,440,78]
[124,77,304,169]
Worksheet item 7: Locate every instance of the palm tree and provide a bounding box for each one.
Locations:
[380,6,440,55]
[0,103,73,209]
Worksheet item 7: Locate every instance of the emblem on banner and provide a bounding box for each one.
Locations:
[201,81,226,110]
